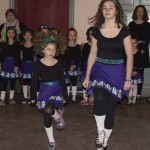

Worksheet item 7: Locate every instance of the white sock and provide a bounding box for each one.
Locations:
[104,129,112,147]
[72,86,77,101]
[0,91,6,101]
[23,85,28,98]
[45,126,55,143]
[28,86,30,99]
[83,89,87,100]
[94,115,106,132]
[9,90,15,99]
[67,86,70,96]
[51,110,60,120]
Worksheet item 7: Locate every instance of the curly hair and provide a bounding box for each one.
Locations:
[89,0,127,28]
[33,31,67,56]
[132,5,149,21]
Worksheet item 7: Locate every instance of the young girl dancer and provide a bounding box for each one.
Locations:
[79,26,94,106]
[128,38,142,105]
[83,0,133,149]
[30,31,68,150]
[20,28,35,104]
[0,27,20,106]
[67,27,81,103]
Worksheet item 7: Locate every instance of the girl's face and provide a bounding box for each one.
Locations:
[6,12,16,23]
[41,29,49,36]
[136,7,144,20]
[7,29,15,39]
[23,32,33,42]
[102,1,117,20]
[43,43,56,58]
[68,30,77,42]
[132,39,138,50]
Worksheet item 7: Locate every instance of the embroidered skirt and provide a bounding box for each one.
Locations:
[37,81,63,110]
[21,60,34,79]
[68,60,81,76]
[0,57,21,79]
[86,60,128,100]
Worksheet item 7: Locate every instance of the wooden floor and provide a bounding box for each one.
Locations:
[0,95,150,150]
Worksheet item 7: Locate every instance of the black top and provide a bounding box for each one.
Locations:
[67,44,81,66]
[81,43,91,71]
[92,27,130,60]
[56,53,69,72]
[0,42,20,66]
[128,21,150,68]
[20,45,35,61]
[30,60,68,101]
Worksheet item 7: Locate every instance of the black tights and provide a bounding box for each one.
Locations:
[42,103,55,128]
[23,79,31,86]
[1,79,16,91]
[137,68,144,95]
[69,76,78,86]
[93,88,117,129]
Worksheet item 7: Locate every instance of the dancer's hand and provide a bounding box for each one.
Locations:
[14,66,18,73]
[82,77,90,89]
[132,71,137,77]
[141,50,145,55]
[123,81,131,91]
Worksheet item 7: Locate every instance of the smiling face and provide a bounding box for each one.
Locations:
[23,32,33,42]
[43,43,57,58]
[6,12,16,23]
[102,1,117,20]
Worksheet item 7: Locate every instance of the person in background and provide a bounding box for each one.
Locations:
[0,27,21,106]
[128,5,150,100]
[0,8,26,42]
[79,26,94,106]
[128,38,142,105]
[20,28,35,104]
[66,27,81,103]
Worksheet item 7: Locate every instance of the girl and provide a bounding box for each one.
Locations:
[128,38,142,105]
[83,0,133,149]
[0,27,20,106]
[31,32,68,150]
[56,42,70,102]
[20,28,35,104]
[129,5,150,100]
[79,26,94,106]
[67,27,81,103]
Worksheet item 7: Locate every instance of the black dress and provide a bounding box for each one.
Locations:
[129,21,150,68]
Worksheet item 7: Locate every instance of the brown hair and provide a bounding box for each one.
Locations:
[132,5,149,21]
[89,0,127,28]
[6,27,17,44]
[67,27,77,41]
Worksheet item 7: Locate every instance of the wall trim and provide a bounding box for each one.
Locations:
[10,0,15,9]
[69,0,74,27]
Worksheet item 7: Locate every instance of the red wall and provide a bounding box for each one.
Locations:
[15,0,69,37]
